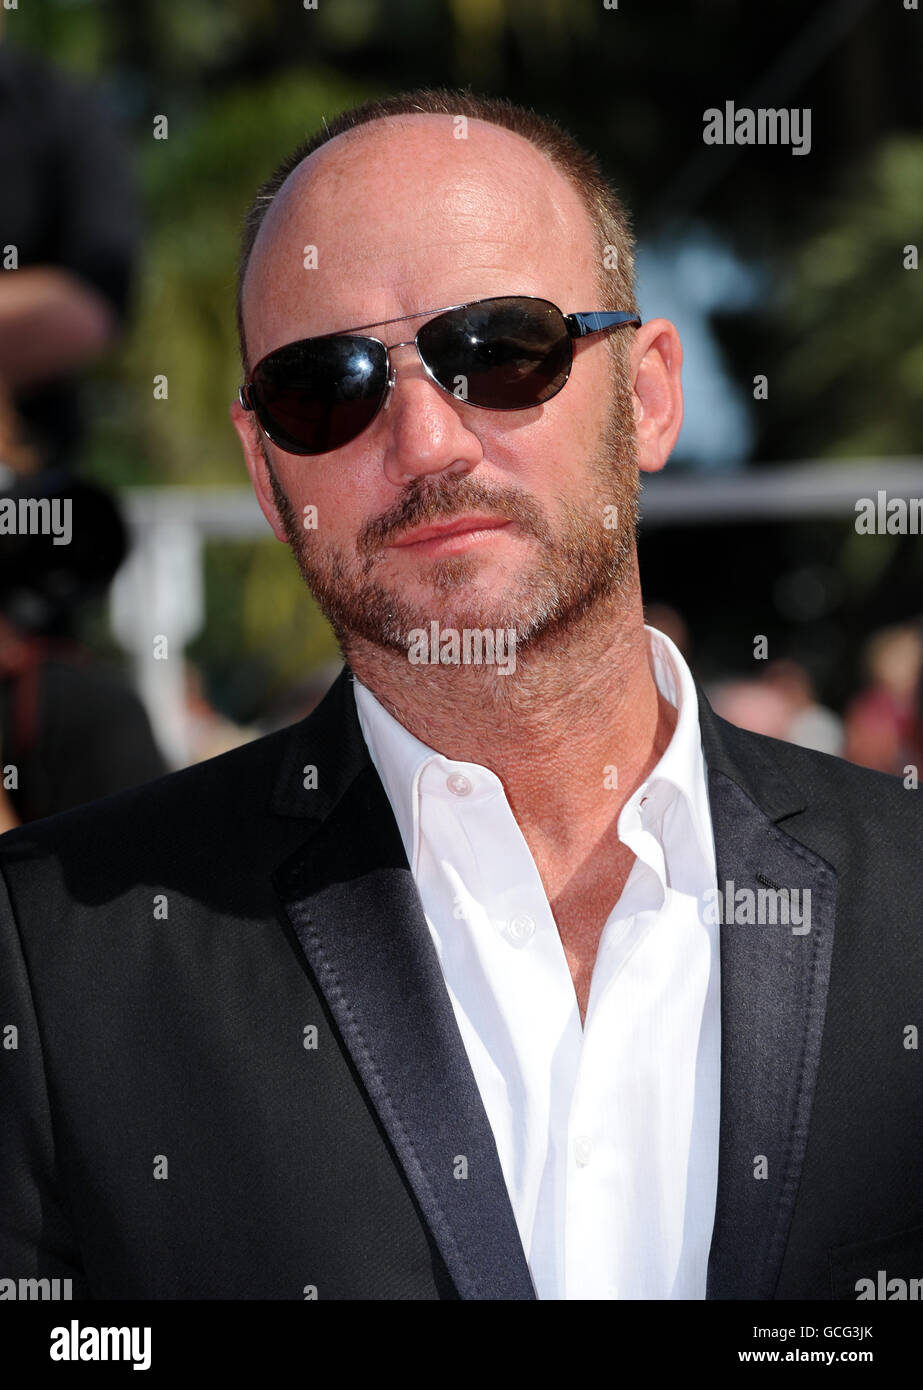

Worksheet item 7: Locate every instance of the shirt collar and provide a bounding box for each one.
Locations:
[352,624,713,877]
[620,625,716,872]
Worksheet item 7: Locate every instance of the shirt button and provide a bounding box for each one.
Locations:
[446,773,473,797]
[507,913,535,945]
[574,1135,593,1167]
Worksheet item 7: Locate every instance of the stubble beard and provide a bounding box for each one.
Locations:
[263,365,641,665]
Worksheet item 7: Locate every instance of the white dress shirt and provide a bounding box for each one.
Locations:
[353,625,721,1300]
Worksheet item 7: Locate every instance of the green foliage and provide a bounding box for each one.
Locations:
[102,67,373,487]
[779,137,923,459]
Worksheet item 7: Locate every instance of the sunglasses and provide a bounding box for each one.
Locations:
[238,294,641,456]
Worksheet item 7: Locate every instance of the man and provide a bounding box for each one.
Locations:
[1,90,921,1302]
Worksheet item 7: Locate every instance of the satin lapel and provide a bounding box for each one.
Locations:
[270,670,536,1300]
[698,692,837,1299]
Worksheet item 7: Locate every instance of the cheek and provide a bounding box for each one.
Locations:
[540,374,609,468]
[273,456,371,549]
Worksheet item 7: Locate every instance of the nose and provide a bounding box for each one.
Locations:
[378,342,483,488]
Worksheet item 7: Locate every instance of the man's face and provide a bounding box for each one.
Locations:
[234,115,642,658]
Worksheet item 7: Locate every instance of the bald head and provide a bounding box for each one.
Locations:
[235,89,639,378]
[240,115,599,375]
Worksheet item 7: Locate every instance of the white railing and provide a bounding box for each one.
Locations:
[110,459,923,766]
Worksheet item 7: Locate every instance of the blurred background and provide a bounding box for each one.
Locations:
[0,0,921,822]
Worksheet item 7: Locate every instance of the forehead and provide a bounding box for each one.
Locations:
[242,114,599,356]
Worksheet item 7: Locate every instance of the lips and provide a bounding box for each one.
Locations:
[390,515,510,548]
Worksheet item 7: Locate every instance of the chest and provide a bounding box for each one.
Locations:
[537,843,638,1026]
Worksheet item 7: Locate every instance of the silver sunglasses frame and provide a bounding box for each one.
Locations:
[238,295,641,454]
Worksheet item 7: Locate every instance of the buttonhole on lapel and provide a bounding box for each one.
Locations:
[755,870,783,891]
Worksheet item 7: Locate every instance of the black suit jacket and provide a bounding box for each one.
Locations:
[1,666,921,1300]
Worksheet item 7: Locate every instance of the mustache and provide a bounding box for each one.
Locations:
[358,475,550,556]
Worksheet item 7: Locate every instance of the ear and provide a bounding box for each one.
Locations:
[629,318,684,475]
[229,398,289,543]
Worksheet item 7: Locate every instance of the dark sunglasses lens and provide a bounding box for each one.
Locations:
[251,336,388,454]
[418,297,572,409]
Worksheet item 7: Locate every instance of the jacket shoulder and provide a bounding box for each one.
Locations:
[708,712,923,844]
[0,722,295,870]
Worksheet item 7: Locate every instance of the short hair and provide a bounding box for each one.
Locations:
[236,87,639,378]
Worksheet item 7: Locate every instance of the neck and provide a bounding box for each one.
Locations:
[344,562,677,860]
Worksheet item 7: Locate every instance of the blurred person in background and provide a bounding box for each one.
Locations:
[0,14,139,476]
[705,674,794,742]
[0,452,166,822]
[710,659,843,757]
[0,18,165,820]
[843,622,923,775]
[761,659,842,758]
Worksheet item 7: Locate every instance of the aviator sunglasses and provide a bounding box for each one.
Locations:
[238,294,641,456]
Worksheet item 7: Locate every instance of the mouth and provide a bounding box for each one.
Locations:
[388,514,513,556]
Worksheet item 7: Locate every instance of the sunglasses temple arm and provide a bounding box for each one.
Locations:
[566,311,642,338]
